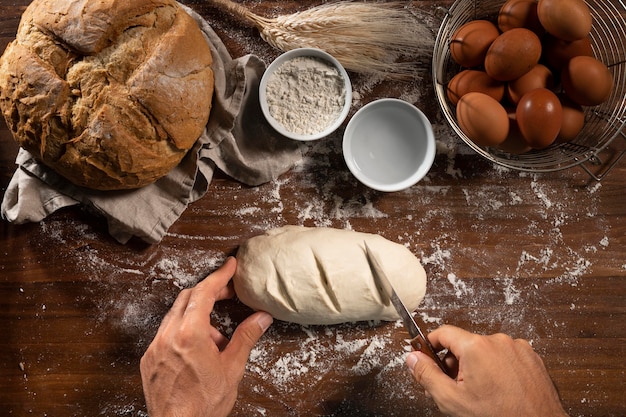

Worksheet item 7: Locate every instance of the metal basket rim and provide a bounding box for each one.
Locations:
[432,0,626,173]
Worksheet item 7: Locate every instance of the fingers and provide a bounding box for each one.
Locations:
[151,258,238,345]
[155,287,193,334]
[406,350,455,401]
[161,257,237,323]
[184,258,237,327]
[209,326,230,351]
[151,256,271,351]
[192,256,238,300]
[406,325,476,406]
[224,311,273,367]
[442,350,460,379]
[428,324,476,356]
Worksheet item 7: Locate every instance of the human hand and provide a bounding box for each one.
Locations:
[405,325,568,417]
[140,257,273,417]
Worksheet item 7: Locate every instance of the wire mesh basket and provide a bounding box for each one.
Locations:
[432,0,626,178]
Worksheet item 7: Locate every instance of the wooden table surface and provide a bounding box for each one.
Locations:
[1,1,625,416]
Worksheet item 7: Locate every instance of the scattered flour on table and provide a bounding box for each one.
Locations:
[599,236,609,247]
[29,17,617,413]
[38,219,226,335]
[447,273,473,298]
[34,121,613,415]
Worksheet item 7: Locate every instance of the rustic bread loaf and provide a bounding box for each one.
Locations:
[0,0,214,190]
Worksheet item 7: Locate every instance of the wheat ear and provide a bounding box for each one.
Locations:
[205,0,433,79]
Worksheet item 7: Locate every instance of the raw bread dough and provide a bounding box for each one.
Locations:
[233,226,427,325]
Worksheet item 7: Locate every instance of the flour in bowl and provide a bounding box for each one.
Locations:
[265,56,346,136]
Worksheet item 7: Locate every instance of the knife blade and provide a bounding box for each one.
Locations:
[365,242,449,375]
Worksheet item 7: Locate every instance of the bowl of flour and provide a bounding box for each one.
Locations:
[259,48,352,141]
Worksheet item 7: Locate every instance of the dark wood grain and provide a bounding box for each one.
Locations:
[1,1,625,417]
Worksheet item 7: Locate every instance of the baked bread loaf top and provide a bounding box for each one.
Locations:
[0,0,214,190]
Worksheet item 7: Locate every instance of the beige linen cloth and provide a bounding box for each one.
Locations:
[1,5,300,244]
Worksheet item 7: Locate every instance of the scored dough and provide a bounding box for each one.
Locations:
[233,226,427,325]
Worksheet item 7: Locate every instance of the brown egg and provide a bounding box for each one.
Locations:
[485,28,542,81]
[498,111,532,154]
[562,56,613,106]
[447,70,505,105]
[542,34,593,72]
[556,94,585,143]
[516,88,562,149]
[507,64,554,104]
[498,0,544,36]
[537,0,592,41]
[457,92,509,147]
[450,20,500,67]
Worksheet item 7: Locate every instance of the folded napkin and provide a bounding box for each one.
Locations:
[1,5,301,244]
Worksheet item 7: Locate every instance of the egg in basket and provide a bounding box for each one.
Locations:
[432,0,626,178]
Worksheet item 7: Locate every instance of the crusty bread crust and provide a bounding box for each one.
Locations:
[0,0,214,190]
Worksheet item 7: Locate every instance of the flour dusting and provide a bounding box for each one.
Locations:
[23,5,617,415]
[33,109,612,415]
[447,273,473,298]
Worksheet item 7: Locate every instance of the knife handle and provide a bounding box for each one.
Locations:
[410,335,449,376]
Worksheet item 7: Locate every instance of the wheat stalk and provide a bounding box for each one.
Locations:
[205,0,433,79]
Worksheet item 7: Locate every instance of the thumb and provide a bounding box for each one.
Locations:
[225,311,273,365]
[406,351,454,397]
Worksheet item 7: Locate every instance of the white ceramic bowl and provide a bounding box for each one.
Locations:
[342,99,436,192]
[259,48,352,141]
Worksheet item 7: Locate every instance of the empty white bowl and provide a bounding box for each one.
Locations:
[342,99,436,192]
[259,48,352,141]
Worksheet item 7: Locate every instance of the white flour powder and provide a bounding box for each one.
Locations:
[266,56,346,136]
